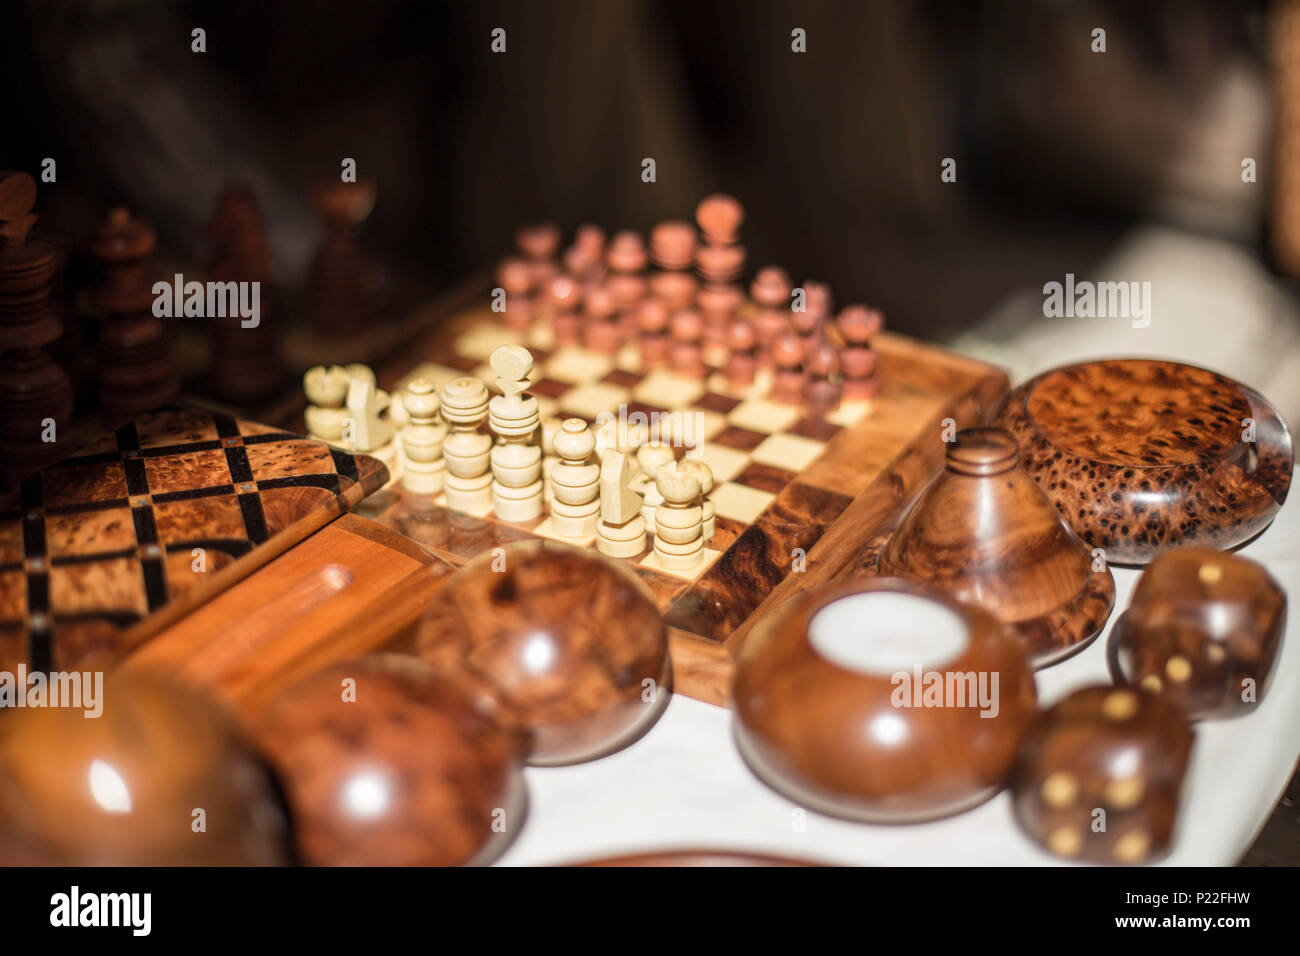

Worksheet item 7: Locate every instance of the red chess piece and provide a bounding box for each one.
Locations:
[802,339,843,413]
[636,299,670,368]
[695,194,744,245]
[770,331,806,404]
[669,309,706,378]
[582,284,620,354]
[837,305,883,401]
[497,257,534,331]
[549,274,583,347]
[724,318,758,388]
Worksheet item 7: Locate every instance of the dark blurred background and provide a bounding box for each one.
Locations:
[0,0,1280,344]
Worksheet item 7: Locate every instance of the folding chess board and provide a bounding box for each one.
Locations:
[361,307,1011,704]
[0,408,388,673]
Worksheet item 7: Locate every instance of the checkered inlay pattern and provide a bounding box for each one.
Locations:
[0,406,388,670]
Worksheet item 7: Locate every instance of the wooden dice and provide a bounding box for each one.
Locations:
[415,540,670,765]
[1011,686,1193,864]
[0,673,292,865]
[254,655,525,866]
[1109,548,1286,720]
[733,578,1037,822]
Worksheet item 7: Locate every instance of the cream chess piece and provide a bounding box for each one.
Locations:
[549,418,600,538]
[680,458,716,540]
[487,345,543,522]
[652,460,705,569]
[596,450,647,558]
[635,441,674,534]
[303,365,351,444]
[400,379,448,496]
[440,376,493,512]
[540,415,564,504]
[344,369,401,485]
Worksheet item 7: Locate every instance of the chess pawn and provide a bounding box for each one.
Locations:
[581,285,620,354]
[549,419,600,538]
[303,365,352,444]
[497,258,534,331]
[596,450,647,559]
[487,345,543,522]
[636,300,670,369]
[750,266,793,370]
[516,222,561,295]
[669,310,707,378]
[724,318,758,388]
[838,305,883,401]
[549,274,582,347]
[771,332,806,405]
[440,376,494,512]
[803,339,843,414]
[606,231,648,324]
[400,380,448,496]
[635,441,675,533]
[680,458,716,541]
[539,415,565,504]
[652,461,705,570]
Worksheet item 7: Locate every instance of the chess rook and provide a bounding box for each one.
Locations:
[487,345,543,522]
[440,376,494,512]
[549,418,600,538]
[400,379,448,496]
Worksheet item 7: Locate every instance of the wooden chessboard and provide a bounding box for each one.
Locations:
[350,306,1010,705]
[0,407,389,673]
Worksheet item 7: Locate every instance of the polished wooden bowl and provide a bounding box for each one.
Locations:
[733,577,1037,823]
[415,539,670,765]
[1107,547,1286,720]
[878,427,1115,667]
[993,359,1293,565]
[0,673,292,865]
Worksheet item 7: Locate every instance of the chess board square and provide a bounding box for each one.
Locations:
[634,370,705,409]
[49,556,148,617]
[0,569,25,622]
[455,322,522,362]
[710,482,776,523]
[752,432,827,472]
[134,408,219,448]
[526,325,556,352]
[532,517,596,548]
[614,343,642,372]
[688,442,751,483]
[40,462,129,507]
[826,399,874,428]
[559,382,631,421]
[45,507,137,558]
[733,462,798,495]
[246,439,336,482]
[0,519,23,565]
[789,415,842,442]
[152,494,249,545]
[710,425,766,452]
[395,362,465,393]
[143,448,232,492]
[447,355,480,372]
[727,398,800,434]
[544,346,613,385]
[695,391,743,415]
[638,546,722,581]
[664,408,727,449]
[531,377,571,398]
[426,491,494,519]
[601,368,642,388]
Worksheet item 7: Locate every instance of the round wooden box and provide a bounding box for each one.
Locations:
[993,359,1293,565]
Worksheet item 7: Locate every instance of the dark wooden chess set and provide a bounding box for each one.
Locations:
[0,172,1293,867]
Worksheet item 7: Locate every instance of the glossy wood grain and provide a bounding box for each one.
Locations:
[994,360,1293,564]
[253,654,525,867]
[0,672,292,865]
[878,427,1115,667]
[1011,685,1193,864]
[733,577,1037,823]
[1108,547,1286,720]
[416,539,670,764]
